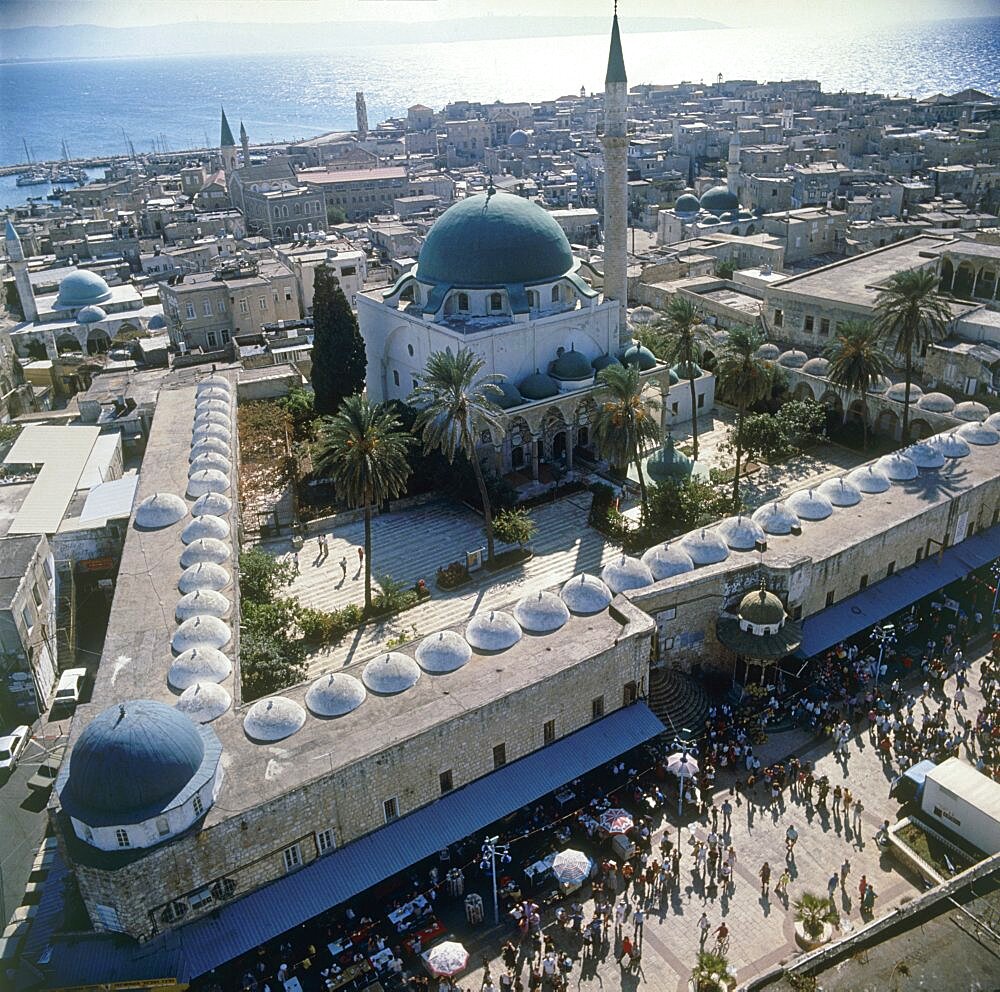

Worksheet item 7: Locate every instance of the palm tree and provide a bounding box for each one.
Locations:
[873,268,953,442]
[591,362,662,526]
[411,347,506,565]
[313,395,412,613]
[824,320,893,450]
[715,325,775,508]
[651,296,708,459]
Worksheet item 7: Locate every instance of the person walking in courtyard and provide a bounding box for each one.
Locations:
[619,935,632,966]
[828,871,840,904]
[358,545,364,567]
[698,913,710,949]
[339,555,347,580]
[785,824,798,859]
[759,861,771,897]
[840,858,851,889]
[853,800,864,832]
[776,868,790,898]
[632,906,644,943]
[714,921,729,953]
[721,798,733,833]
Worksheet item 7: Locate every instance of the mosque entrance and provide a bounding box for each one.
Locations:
[553,431,567,462]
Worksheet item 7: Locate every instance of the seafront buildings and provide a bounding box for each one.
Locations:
[0,11,999,991]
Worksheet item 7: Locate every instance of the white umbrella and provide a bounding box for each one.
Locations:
[423,941,469,977]
[666,752,699,777]
[599,808,634,834]
[551,849,593,885]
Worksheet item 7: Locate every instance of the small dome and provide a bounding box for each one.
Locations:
[508,129,529,147]
[957,420,1000,445]
[550,348,594,381]
[701,214,721,225]
[362,652,421,693]
[171,614,232,653]
[181,514,230,543]
[519,371,560,400]
[415,630,473,673]
[905,441,945,469]
[513,590,570,633]
[601,554,654,593]
[190,436,231,461]
[646,437,693,484]
[801,357,829,375]
[641,543,695,580]
[76,304,107,325]
[196,398,231,417]
[756,343,781,360]
[954,400,989,423]
[867,375,892,394]
[175,588,231,621]
[629,306,657,326]
[666,367,680,385]
[168,646,233,690]
[672,360,702,379]
[187,469,231,498]
[739,586,786,626]
[917,391,956,414]
[147,313,167,330]
[243,697,307,742]
[700,185,739,214]
[466,610,523,651]
[178,561,232,594]
[191,491,233,517]
[679,528,729,566]
[986,412,1000,430]
[196,386,231,403]
[751,501,799,535]
[192,424,232,445]
[674,193,701,215]
[305,673,366,717]
[592,353,621,372]
[778,349,808,368]
[180,537,231,567]
[786,488,834,520]
[197,376,231,393]
[194,410,230,429]
[494,380,524,409]
[886,382,922,403]
[176,682,231,723]
[560,573,612,614]
[876,452,919,481]
[929,432,970,458]
[846,465,891,493]
[817,477,862,507]
[717,515,766,551]
[134,492,187,529]
[621,344,657,371]
[189,452,233,476]
[54,269,112,309]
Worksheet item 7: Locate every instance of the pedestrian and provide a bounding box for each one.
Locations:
[358,546,364,566]
[858,874,868,903]
[785,824,798,857]
[339,555,347,579]
[721,798,733,832]
[632,907,644,941]
[759,861,771,897]
[619,935,632,966]
[776,868,790,897]
[832,784,843,812]
[853,800,864,831]
[698,912,710,949]
[291,550,299,573]
[840,858,851,888]
[614,900,625,931]
[827,872,839,903]
[714,921,729,951]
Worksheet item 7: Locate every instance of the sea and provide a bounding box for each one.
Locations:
[1,15,998,208]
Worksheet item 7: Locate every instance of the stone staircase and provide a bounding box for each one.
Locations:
[648,667,710,741]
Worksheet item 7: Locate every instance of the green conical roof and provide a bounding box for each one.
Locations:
[606,15,627,84]
[646,435,693,485]
[220,107,236,148]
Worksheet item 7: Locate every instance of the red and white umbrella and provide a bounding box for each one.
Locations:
[599,808,634,834]
[551,848,593,885]
[666,752,699,778]
[423,941,469,977]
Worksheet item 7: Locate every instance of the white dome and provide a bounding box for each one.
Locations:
[801,357,830,376]
[134,492,188,529]
[192,424,232,445]
[176,588,231,621]
[415,630,473,673]
[197,376,231,393]
[181,514,231,543]
[601,554,654,593]
[560,573,612,614]
[957,420,1000,445]
[954,400,989,423]
[905,441,945,469]
[244,696,307,741]
[187,469,231,498]
[305,673,366,717]
[180,537,231,567]
[817,477,862,507]
[929,432,970,458]
[786,488,834,521]
[846,464,892,493]
[679,528,729,565]
[916,391,955,414]
[191,491,233,517]
[178,561,232,594]
[716,515,766,551]
[756,343,781,360]
[629,306,656,325]
[867,375,892,394]
[886,382,923,403]
[189,452,232,475]
[168,646,233,690]
[194,410,230,429]
[362,652,421,693]
[876,452,919,481]
[778,349,808,368]
[513,590,570,633]
[176,681,232,723]
[986,413,1000,430]
[195,386,230,403]
[641,544,695,580]
[751,501,798,535]
[171,614,232,653]
[465,610,523,651]
[190,436,231,461]
[195,398,232,416]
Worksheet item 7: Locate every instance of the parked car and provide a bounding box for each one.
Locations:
[0,725,30,773]
[27,745,66,792]
[52,668,87,711]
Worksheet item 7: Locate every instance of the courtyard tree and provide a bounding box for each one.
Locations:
[310,264,367,416]
[411,347,506,565]
[592,361,662,527]
[313,395,412,612]
[873,269,952,442]
[824,320,893,449]
[492,507,537,548]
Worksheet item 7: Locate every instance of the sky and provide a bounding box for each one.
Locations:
[1,0,997,29]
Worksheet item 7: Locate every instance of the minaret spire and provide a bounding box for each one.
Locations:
[602,7,629,348]
[239,121,250,170]
[5,220,38,323]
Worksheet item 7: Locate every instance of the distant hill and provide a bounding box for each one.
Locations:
[0,16,726,62]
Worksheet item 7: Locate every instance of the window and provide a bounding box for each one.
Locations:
[916,548,924,563]
[188,888,214,911]
[217,300,227,314]
[342,266,356,276]
[185,303,196,320]
[115,828,131,849]
[886,560,895,577]
[383,797,399,823]
[239,299,249,314]
[804,315,814,332]
[32,583,42,606]
[528,290,538,309]
[392,370,400,387]
[493,743,507,769]
[259,296,267,312]
[407,343,414,357]
[22,606,33,631]
[156,816,170,836]
[490,292,503,311]
[439,769,454,794]
[412,378,419,391]
[819,318,830,336]
[316,828,335,855]
[193,794,204,816]
[592,695,605,720]
[825,590,835,607]
[697,393,705,408]
[282,843,302,871]
[773,308,783,327]
[543,719,556,745]
[221,330,230,344]
[623,681,638,705]
[671,402,679,415]
[207,332,217,348]
[203,299,212,316]
[285,287,293,301]
[551,285,560,303]
[43,558,52,581]
[457,293,470,312]
[859,574,868,591]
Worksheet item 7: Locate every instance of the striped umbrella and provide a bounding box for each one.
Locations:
[423,941,469,977]
[551,848,593,885]
[599,808,634,834]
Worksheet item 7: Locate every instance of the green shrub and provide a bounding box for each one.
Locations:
[493,507,537,547]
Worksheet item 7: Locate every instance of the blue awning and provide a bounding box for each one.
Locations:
[796,524,1000,659]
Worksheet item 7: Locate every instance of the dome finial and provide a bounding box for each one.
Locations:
[117,704,126,724]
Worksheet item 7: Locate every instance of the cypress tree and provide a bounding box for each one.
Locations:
[310,264,367,415]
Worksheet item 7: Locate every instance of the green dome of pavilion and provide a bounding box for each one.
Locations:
[550,348,593,381]
[493,380,524,409]
[672,361,702,379]
[738,586,786,626]
[700,186,739,216]
[592,353,620,372]
[646,436,693,484]
[674,193,701,215]
[621,343,657,371]
[519,370,560,400]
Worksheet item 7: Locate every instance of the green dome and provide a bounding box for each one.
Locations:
[519,371,559,400]
[621,343,657,371]
[494,380,524,409]
[592,353,620,372]
[646,436,693,484]
[667,367,679,385]
[550,348,593,381]
[739,586,785,626]
[700,186,739,215]
[672,361,702,379]
[675,193,700,215]
[55,269,113,310]
[416,191,575,288]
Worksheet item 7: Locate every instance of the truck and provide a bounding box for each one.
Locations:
[920,757,1000,856]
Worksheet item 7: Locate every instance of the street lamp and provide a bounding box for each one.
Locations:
[990,561,1000,629]
[479,835,512,926]
[870,622,896,694]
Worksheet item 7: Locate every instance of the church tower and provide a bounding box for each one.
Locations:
[240,121,251,170]
[601,9,629,348]
[356,91,369,140]
[220,107,238,176]
[5,220,37,323]
[727,125,741,198]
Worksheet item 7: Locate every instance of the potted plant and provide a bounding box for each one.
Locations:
[690,950,735,992]
[793,892,838,949]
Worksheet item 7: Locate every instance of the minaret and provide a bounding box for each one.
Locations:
[601,8,629,349]
[727,125,741,198]
[356,91,369,140]
[5,220,37,323]
[240,121,251,169]
[220,107,237,176]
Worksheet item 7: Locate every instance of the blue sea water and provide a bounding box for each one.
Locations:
[1,16,997,179]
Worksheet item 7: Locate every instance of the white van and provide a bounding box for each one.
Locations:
[52,668,87,710]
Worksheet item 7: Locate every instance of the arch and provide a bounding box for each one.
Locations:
[551,285,560,303]
[909,418,932,439]
[457,292,470,312]
[86,328,111,355]
[745,223,756,235]
[793,382,815,402]
[818,390,844,415]
[527,289,539,309]
[874,407,899,438]
[489,291,503,311]
[56,333,82,355]
[938,256,954,293]
[952,261,975,300]
[701,349,717,372]
[974,268,997,300]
